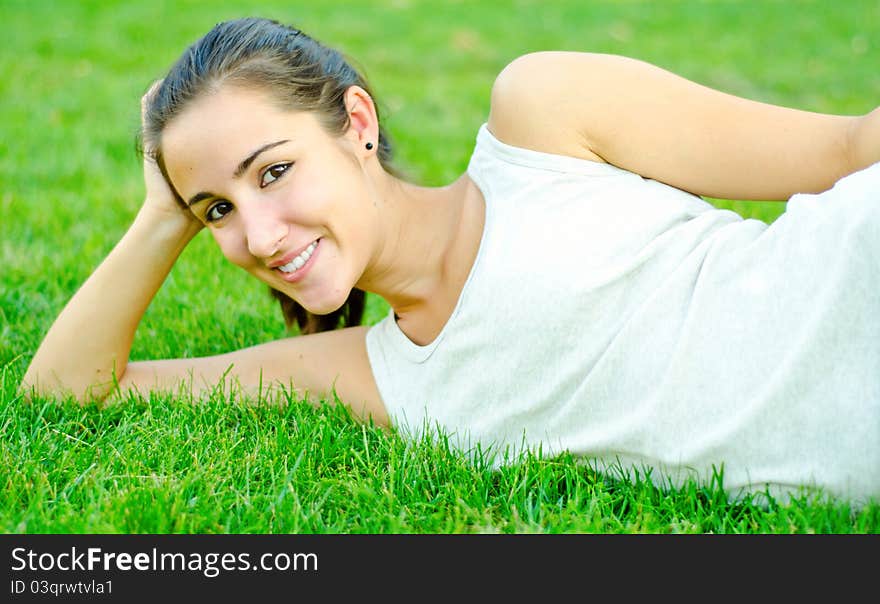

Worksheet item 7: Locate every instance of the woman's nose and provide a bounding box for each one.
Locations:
[242,207,288,259]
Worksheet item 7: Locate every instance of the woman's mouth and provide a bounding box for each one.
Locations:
[275,238,320,282]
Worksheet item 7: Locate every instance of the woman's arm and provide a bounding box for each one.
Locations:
[851,106,880,173]
[20,189,385,422]
[117,325,387,426]
[20,196,202,402]
[489,51,878,200]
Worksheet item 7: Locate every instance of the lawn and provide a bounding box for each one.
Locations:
[2,0,879,533]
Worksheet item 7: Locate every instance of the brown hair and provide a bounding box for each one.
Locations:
[141,17,398,334]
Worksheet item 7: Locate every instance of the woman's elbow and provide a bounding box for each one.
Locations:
[18,366,117,406]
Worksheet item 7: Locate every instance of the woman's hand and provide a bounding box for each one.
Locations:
[139,80,203,232]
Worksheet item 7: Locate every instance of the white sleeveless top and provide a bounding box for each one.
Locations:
[365,123,880,505]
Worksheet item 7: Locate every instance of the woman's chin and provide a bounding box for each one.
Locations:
[262,276,351,316]
[298,292,350,316]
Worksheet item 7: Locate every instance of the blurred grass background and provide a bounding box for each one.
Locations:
[1,0,878,532]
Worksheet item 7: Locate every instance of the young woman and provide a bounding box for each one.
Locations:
[21,18,879,505]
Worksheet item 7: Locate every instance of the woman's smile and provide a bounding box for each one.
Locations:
[272,237,321,283]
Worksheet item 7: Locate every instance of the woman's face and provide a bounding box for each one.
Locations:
[161,86,380,315]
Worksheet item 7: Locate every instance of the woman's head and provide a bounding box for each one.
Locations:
[142,17,394,334]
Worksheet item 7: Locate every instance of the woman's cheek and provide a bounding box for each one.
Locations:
[211,230,251,268]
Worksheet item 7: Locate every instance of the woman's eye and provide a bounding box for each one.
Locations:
[260,162,292,188]
[205,201,233,222]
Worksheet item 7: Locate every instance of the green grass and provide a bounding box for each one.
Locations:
[2,0,879,533]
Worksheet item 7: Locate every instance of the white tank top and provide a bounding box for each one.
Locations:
[366,123,880,505]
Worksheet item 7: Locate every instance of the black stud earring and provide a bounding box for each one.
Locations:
[365,142,374,150]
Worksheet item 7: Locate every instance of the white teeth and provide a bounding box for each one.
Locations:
[278,241,318,273]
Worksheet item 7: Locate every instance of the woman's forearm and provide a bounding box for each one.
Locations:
[20,205,202,402]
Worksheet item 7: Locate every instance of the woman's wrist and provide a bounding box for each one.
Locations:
[133,201,204,250]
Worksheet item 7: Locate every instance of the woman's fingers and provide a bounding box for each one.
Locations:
[141,78,163,124]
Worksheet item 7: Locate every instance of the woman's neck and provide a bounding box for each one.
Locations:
[357,167,484,345]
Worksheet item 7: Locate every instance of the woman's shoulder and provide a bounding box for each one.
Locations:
[486,51,608,165]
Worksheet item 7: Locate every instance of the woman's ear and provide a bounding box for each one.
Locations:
[343,85,379,153]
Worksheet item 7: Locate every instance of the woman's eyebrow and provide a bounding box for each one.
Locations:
[186,139,291,207]
[233,139,290,178]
